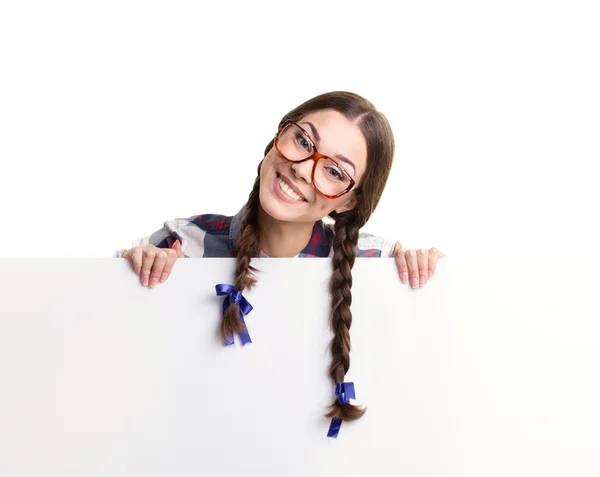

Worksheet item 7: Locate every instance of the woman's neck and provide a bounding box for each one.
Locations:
[256,205,315,257]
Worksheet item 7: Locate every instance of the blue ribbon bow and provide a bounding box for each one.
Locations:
[215,284,253,346]
[327,382,357,438]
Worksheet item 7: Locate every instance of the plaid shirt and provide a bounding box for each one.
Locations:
[113,206,395,259]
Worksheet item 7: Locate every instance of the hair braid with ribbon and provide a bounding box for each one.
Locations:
[325,210,366,430]
[220,163,261,345]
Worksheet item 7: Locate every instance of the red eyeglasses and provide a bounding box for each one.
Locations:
[274,121,357,199]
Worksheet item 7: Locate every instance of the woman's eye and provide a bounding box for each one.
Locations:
[295,134,311,151]
[325,167,344,182]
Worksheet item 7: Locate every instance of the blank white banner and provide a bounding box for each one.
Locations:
[0,258,598,476]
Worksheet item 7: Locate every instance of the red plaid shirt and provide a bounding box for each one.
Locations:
[113,206,395,258]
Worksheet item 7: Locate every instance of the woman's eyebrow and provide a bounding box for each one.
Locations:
[301,121,356,174]
[302,121,321,142]
[333,154,356,174]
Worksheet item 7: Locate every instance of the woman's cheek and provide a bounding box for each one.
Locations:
[317,198,334,214]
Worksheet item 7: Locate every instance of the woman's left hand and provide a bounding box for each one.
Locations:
[392,241,447,289]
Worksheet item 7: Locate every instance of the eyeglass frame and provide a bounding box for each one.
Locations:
[273,120,357,200]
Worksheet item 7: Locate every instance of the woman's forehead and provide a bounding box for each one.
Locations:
[300,109,356,133]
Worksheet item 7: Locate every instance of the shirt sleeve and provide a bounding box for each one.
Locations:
[112,219,187,258]
[356,232,396,258]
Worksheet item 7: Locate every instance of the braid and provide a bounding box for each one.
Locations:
[220,165,262,343]
[326,211,366,422]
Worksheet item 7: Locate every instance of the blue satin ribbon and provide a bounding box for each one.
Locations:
[327,382,357,438]
[215,284,253,346]
[335,382,356,404]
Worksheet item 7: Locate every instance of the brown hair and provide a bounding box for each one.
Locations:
[221,91,395,427]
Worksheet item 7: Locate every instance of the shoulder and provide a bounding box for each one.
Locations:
[185,213,234,235]
[171,213,235,257]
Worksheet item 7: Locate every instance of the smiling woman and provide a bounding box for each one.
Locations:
[260,109,367,224]
[113,91,446,437]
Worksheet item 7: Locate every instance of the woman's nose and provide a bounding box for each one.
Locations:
[291,160,314,184]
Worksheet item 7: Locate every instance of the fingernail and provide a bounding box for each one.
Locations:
[149,277,158,288]
[428,268,433,278]
[410,278,418,288]
[160,272,168,282]
[420,275,426,286]
[401,272,408,283]
[142,275,149,286]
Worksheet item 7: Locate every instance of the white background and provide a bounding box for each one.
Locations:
[0,0,599,258]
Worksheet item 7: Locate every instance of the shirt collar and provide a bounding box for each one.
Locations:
[228,205,333,258]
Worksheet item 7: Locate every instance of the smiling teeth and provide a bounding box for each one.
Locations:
[277,176,303,201]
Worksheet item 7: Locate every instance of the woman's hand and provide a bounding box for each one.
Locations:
[122,240,184,288]
[393,241,446,289]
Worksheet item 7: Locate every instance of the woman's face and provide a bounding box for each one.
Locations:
[259,109,368,225]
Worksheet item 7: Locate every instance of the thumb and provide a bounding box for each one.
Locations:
[173,239,184,258]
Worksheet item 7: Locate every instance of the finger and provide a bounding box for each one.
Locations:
[428,247,440,278]
[173,239,184,258]
[149,249,169,288]
[417,248,429,287]
[140,247,158,287]
[393,241,409,283]
[160,248,179,283]
[405,249,419,289]
[130,247,143,276]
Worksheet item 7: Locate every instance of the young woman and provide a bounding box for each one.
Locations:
[114,91,446,437]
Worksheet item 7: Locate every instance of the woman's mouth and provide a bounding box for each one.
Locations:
[274,173,307,203]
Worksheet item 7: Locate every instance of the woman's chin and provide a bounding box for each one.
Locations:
[259,194,291,221]
[259,190,307,223]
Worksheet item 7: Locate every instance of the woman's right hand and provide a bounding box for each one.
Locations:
[122,240,184,288]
